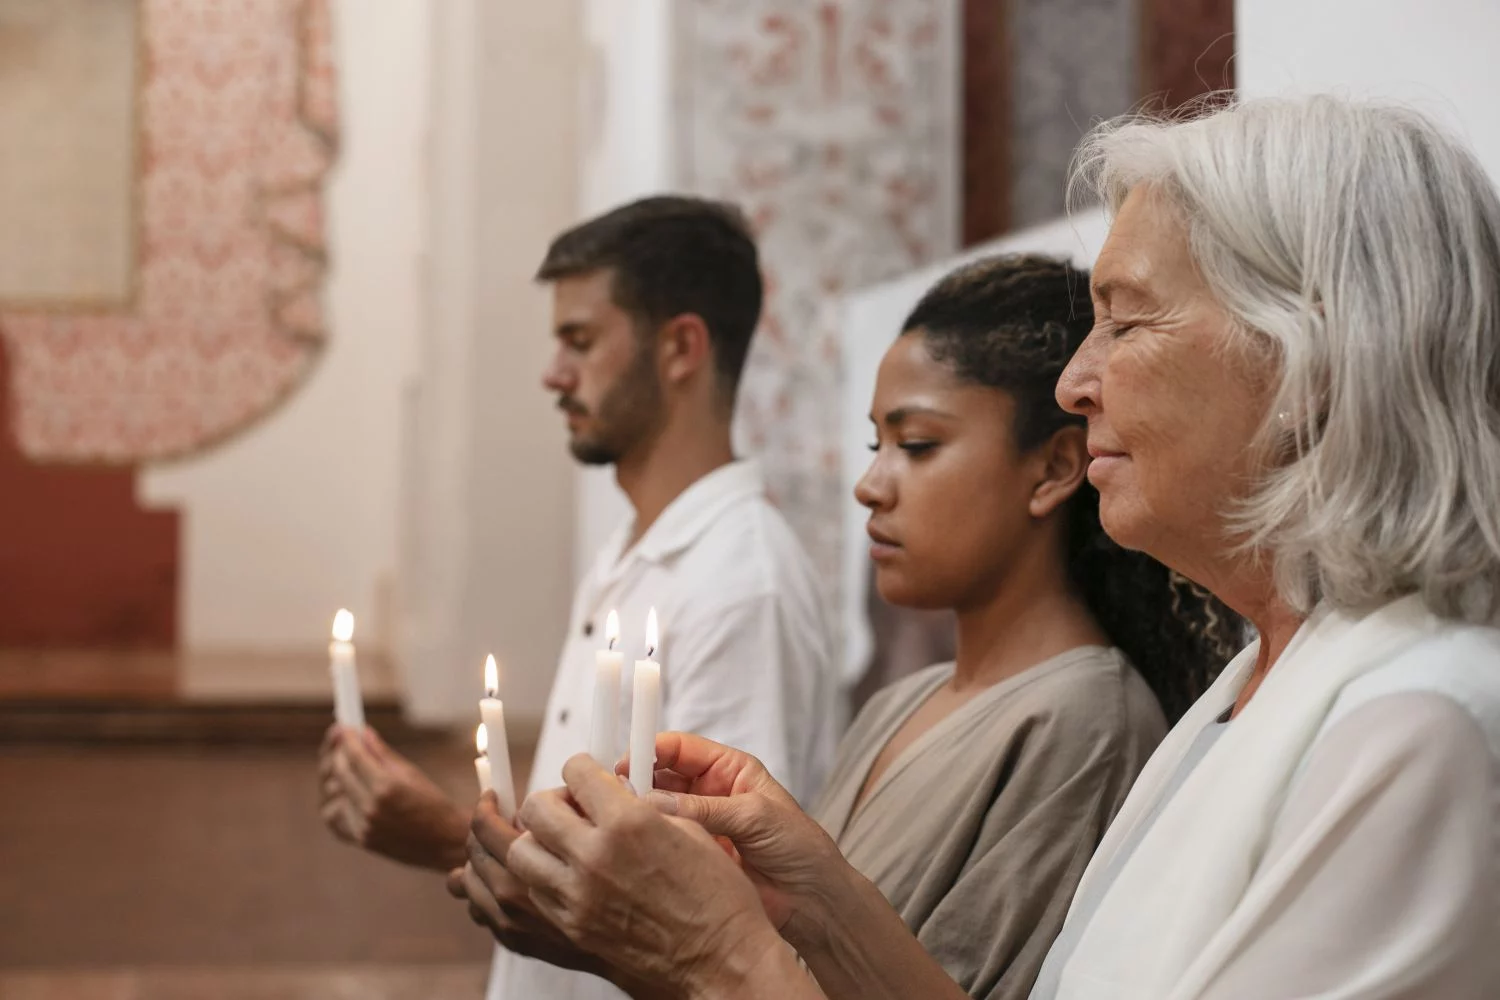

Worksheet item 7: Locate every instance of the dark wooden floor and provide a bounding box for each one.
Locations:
[0,728,531,998]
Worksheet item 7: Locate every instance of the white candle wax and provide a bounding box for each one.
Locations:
[628,608,662,798]
[589,610,623,764]
[480,655,517,818]
[329,609,364,729]
[475,724,494,793]
[590,651,623,764]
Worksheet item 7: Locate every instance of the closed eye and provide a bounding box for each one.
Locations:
[867,441,938,455]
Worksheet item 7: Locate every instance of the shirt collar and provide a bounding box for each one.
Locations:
[622,459,767,566]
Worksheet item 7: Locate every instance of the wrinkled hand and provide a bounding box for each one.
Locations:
[317,724,469,872]
[500,754,785,995]
[454,794,607,977]
[635,732,847,943]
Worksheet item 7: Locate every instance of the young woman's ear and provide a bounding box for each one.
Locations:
[1029,425,1089,518]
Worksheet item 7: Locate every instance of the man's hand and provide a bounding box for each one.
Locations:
[317,724,470,872]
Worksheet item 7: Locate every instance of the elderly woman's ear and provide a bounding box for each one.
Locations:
[1028,425,1091,519]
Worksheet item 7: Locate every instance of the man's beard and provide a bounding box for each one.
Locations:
[564,348,664,466]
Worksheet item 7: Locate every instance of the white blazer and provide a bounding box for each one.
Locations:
[1048,593,1500,999]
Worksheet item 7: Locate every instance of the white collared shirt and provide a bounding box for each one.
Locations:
[487,459,839,1000]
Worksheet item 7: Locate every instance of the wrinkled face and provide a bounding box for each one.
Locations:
[1056,186,1273,572]
[854,333,1044,611]
[541,270,664,465]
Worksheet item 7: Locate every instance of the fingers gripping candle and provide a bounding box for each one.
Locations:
[329,609,364,729]
[479,655,518,818]
[590,610,623,765]
[628,608,662,798]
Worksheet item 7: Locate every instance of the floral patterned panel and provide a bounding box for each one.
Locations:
[673,0,960,614]
[0,0,337,463]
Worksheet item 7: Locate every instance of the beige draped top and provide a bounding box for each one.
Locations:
[812,646,1167,1000]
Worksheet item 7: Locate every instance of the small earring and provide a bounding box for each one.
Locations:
[1276,411,1292,427]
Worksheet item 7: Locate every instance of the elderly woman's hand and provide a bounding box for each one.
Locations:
[449,798,609,978]
[633,732,848,947]
[488,753,792,996]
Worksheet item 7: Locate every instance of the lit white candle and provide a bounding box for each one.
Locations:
[628,608,662,798]
[474,723,493,793]
[329,609,364,729]
[590,609,623,765]
[479,654,517,818]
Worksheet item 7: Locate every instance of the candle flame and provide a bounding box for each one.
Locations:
[331,609,354,643]
[606,609,620,650]
[484,654,499,697]
[645,607,659,657]
[476,722,488,756]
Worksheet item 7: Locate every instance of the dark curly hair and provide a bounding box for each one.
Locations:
[902,253,1243,721]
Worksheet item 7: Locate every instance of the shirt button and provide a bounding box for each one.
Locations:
[582,621,593,638]
[559,709,570,724]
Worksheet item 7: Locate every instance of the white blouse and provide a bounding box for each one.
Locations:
[1198,691,1498,997]
[1036,596,1500,999]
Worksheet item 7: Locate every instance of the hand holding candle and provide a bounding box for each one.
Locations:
[329,609,365,729]
[628,608,662,798]
[590,610,623,765]
[479,654,518,818]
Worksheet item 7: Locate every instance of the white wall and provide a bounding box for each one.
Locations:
[570,0,676,585]
[1238,0,1500,179]
[140,1,583,729]
[461,1,583,723]
[396,0,583,724]
[141,0,429,656]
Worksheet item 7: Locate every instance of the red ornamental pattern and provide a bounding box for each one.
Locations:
[0,0,338,463]
[675,0,958,598]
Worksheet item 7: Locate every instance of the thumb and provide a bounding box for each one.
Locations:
[649,789,766,842]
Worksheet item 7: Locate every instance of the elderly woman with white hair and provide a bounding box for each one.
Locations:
[459,94,1500,999]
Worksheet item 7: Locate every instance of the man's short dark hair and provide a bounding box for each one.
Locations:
[536,196,763,397]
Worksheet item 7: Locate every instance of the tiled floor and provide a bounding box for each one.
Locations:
[0,732,532,997]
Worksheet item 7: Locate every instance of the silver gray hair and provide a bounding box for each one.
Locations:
[1071,95,1500,621]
